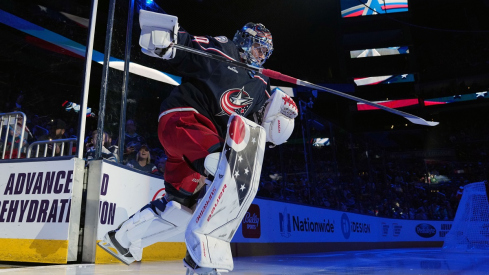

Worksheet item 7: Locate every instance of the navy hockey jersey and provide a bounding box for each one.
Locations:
[159,30,271,138]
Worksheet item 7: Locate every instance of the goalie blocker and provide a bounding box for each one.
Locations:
[139,9,179,59]
[185,114,266,272]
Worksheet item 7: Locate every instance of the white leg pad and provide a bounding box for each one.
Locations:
[114,201,193,261]
[185,115,266,271]
[204,152,220,176]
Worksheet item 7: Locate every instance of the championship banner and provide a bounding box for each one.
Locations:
[0,158,85,263]
[81,160,185,263]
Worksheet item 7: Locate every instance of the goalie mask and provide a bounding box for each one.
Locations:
[233,23,273,67]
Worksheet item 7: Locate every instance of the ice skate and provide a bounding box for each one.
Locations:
[97,230,135,265]
[183,252,228,275]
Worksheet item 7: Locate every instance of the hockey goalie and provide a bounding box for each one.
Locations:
[97,10,298,275]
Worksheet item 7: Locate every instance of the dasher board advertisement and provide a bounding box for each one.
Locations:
[82,160,185,263]
[235,199,451,245]
[0,158,84,263]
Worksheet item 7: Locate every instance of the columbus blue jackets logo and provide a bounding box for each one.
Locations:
[217,87,254,116]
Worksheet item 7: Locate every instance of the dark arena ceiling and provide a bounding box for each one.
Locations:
[1,0,489,137]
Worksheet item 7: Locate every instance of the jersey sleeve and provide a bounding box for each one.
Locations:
[166,30,236,79]
[246,78,272,122]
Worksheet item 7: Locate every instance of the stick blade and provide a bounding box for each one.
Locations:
[405,117,439,126]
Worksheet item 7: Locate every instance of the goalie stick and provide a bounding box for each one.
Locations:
[170,43,439,127]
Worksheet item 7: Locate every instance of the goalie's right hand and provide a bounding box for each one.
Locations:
[139,10,179,59]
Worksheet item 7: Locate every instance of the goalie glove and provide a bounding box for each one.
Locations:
[260,88,298,146]
[139,10,179,59]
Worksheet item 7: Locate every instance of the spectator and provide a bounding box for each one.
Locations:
[0,113,29,158]
[120,119,146,164]
[126,144,157,174]
[155,156,167,177]
[85,130,118,162]
[37,119,69,156]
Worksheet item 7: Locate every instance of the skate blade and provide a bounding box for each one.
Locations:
[185,269,228,275]
[183,259,228,275]
[97,240,135,265]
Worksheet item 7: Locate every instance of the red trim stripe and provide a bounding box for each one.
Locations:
[382,4,408,10]
[193,41,236,61]
[158,107,199,121]
[254,75,267,85]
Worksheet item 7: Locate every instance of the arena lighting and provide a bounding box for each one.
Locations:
[146,0,153,4]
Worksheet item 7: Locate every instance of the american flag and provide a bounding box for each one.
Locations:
[341,0,408,18]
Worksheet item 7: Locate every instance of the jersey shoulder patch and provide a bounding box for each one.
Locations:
[214,36,229,43]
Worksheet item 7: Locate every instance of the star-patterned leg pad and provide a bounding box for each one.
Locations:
[184,114,266,272]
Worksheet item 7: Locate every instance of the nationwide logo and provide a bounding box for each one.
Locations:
[217,87,254,116]
[279,207,291,238]
[278,207,334,237]
[292,216,335,233]
[416,223,436,238]
[242,204,260,238]
[341,213,371,239]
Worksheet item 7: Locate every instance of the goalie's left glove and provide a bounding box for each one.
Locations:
[260,88,298,146]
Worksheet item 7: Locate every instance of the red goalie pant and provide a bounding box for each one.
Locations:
[158,111,224,195]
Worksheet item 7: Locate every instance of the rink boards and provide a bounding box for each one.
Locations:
[232,200,451,256]
[85,160,452,261]
[82,160,184,264]
[0,159,452,263]
[0,158,85,263]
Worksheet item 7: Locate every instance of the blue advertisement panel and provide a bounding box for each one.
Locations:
[235,199,451,244]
